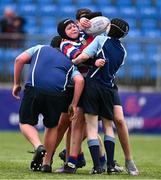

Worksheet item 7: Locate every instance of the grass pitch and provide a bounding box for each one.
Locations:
[0,131,161,179]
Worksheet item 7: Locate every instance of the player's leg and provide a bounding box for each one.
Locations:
[56,113,71,149]
[41,126,58,172]
[85,113,102,174]
[114,105,139,175]
[19,87,46,171]
[19,123,42,149]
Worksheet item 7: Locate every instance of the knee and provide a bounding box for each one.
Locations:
[114,116,125,127]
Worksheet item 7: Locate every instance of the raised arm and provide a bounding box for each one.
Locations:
[12,52,31,99]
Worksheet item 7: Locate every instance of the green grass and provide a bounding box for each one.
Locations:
[0,131,161,179]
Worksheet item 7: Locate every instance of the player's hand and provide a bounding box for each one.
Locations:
[12,84,21,100]
[80,17,91,29]
[95,59,106,67]
[68,104,78,121]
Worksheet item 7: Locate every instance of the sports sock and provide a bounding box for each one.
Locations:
[87,139,101,169]
[68,156,77,166]
[99,154,106,166]
[77,152,85,162]
[104,135,115,167]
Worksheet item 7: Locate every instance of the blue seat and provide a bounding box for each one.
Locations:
[141,19,157,30]
[39,26,57,36]
[149,63,161,79]
[128,29,142,38]
[56,0,73,5]
[0,0,14,4]
[135,0,152,7]
[155,0,161,8]
[58,5,76,20]
[126,43,142,53]
[139,7,157,18]
[129,52,146,65]
[40,17,57,27]
[117,67,126,79]
[119,7,138,18]
[75,0,93,6]
[129,64,145,79]
[101,6,118,19]
[19,4,37,16]
[95,0,113,6]
[124,18,137,29]
[116,0,133,7]
[39,4,57,16]
[17,0,35,3]
[26,26,40,34]
[142,29,161,38]
[7,61,14,76]
[37,0,53,5]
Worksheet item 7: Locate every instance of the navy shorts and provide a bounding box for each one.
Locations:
[19,86,66,128]
[82,79,114,120]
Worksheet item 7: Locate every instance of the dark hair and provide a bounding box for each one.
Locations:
[76,8,92,20]
[50,35,62,48]
[57,18,76,40]
[108,18,129,39]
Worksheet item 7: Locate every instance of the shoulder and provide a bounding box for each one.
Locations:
[25,44,44,56]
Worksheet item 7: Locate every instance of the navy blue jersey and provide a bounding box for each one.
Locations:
[83,36,126,88]
[25,45,73,93]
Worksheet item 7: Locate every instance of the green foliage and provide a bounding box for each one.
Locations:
[0,131,161,179]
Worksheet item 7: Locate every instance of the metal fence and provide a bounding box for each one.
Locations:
[0,33,161,90]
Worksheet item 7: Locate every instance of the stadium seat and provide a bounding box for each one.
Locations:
[128,29,142,38]
[40,17,57,27]
[115,0,133,7]
[141,19,157,30]
[37,0,53,5]
[149,63,161,79]
[119,7,138,18]
[17,0,34,3]
[19,4,37,16]
[58,5,77,20]
[135,0,152,7]
[75,0,93,7]
[126,43,142,53]
[139,7,157,18]
[117,67,126,79]
[56,0,73,5]
[129,52,146,65]
[155,0,161,8]
[129,64,145,79]
[142,29,161,38]
[124,18,137,30]
[39,4,57,16]
[95,0,113,7]
[101,6,118,19]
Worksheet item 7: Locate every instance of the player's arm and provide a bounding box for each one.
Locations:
[68,67,84,120]
[12,51,31,99]
[72,36,101,65]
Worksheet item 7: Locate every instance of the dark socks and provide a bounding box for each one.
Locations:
[88,139,101,169]
[104,135,115,167]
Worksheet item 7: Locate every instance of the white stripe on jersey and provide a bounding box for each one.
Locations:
[31,47,41,86]
[63,65,74,91]
[66,46,76,58]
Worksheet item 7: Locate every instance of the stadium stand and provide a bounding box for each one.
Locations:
[0,0,161,88]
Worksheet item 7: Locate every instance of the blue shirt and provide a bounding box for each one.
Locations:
[83,35,126,88]
[25,45,73,93]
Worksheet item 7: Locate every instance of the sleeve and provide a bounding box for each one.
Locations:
[25,45,43,56]
[83,35,106,57]
[60,42,81,60]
